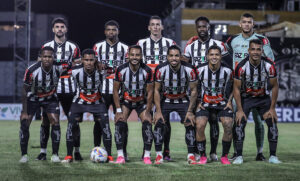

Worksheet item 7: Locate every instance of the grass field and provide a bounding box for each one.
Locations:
[0,121,299,181]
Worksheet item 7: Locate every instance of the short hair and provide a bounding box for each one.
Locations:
[128,45,142,54]
[149,15,162,24]
[52,17,68,28]
[81,49,96,57]
[195,16,210,25]
[104,20,119,29]
[206,45,221,55]
[40,46,54,54]
[241,12,254,20]
[249,39,263,47]
[167,45,181,55]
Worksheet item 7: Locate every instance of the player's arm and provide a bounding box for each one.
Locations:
[185,81,197,126]
[113,80,124,122]
[262,37,275,61]
[72,44,81,65]
[21,68,32,119]
[145,83,153,113]
[267,77,279,122]
[233,78,246,125]
[182,44,192,63]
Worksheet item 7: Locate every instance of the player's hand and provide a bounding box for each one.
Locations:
[20,111,29,121]
[184,111,195,127]
[154,112,165,124]
[235,110,246,126]
[266,108,278,123]
[114,112,124,123]
[143,111,153,123]
[197,103,206,110]
[224,101,233,111]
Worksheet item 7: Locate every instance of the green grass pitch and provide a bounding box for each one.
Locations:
[0,121,299,181]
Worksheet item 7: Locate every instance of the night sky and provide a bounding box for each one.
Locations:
[32,0,172,49]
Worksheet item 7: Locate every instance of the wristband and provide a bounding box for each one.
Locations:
[116,108,122,113]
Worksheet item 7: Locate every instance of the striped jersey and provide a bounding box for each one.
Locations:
[23,61,70,102]
[155,61,197,104]
[197,63,233,108]
[93,40,128,94]
[184,38,229,67]
[71,65,103,105]
[42,40,81,94]
[114,62,153,106]
[225,33,274,69]
[137,37,176,69]
[234,56,277,98]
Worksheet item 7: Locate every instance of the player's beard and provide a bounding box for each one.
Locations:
[198,31,209,41]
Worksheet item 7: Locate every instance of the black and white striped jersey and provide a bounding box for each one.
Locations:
[93,40,128,95]
[42,40,81,94]
[197,63,233,108]
[137,37,176,67]
[71,65,103,105]
[184,38,229,67]
[114,62,153,106]
[23,61,69,102]
[234,56,277,98]
[155,61,197,104]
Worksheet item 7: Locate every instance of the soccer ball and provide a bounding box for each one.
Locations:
[90,147,108,163]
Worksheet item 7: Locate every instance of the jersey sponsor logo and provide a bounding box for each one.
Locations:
[163,86,186,92]
[79,92,101,102]
[234,53,248,59]
[123,92,144,102]
[145,55,167,61]
[203,86,224,93]
[245,81,265,88]
[245,87,265,96]
[203,94,224,104]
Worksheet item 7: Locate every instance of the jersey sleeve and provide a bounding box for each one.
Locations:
[154,67,163,82]
[114,67,122,82]
[234,64,244,80]
[188,67,197,82]
[184,44,192,58]
[267,61,277,78]
[23,68,33,86]
[93,44,102,63]
[262,37,275,61]
[145,68,153,84]
[72,44,81,61]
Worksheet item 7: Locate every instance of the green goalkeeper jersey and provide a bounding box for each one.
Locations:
[225,32,275,69]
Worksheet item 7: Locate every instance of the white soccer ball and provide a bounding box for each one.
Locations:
[90,147,108,163]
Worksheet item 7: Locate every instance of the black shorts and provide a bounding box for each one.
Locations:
[161,102,189,123]
[69,102,107,115]
[57,93,74,115]
[27,99,60,116]
[195,107,233,118]
[122,101,147,116]
[102,93,116,113]
[242,96,271,119]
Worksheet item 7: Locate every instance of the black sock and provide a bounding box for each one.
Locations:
[222,140,231,157]
[153,119,164,152]
[266,118,278,156]
[210,121,219,154]
[100,119,112,156]
[142,121,153,151]
[66,122,74,156]
[51,125,61,155]
[163,120,171,152]
[115,121,127,150]
[233,119,247,156]
[196,140,206,156]
[73,123,80,149]
[20,119,30,155]
[185,125,196,154]
[93,121,102,147]
[123,122,128,155]
[40,124,50,149]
